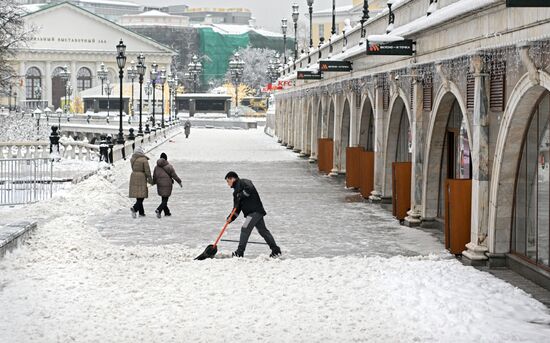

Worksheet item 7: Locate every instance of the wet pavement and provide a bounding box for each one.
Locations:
[97,128,445,259]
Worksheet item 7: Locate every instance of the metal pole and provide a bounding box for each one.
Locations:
[138,75,143,135]
[117,68,124,144]
[331,0,336,36]
[283,34,287,65]
[294,22,298,61]
[161,83,165,128]
[152,81,156,129]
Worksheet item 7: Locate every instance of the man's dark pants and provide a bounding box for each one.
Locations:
[237,212,278,254]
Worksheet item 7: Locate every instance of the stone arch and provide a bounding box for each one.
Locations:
[488,71,550,254]
[383,91,412,196]
[422,82,471,219]
[358,92,375,151]
[25,66,43,100]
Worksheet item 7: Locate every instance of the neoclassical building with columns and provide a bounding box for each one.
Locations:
[5,2,174,111]
[272,0,550,288]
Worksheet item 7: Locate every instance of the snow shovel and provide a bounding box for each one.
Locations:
[195,208,237,260]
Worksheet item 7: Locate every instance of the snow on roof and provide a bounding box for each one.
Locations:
[74,0,141,7]
[196,23,283,38]
[19,4,49,14]
[136,10,171,17]
[315,5,354,15]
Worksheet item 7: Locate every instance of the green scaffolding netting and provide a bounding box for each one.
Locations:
[198,27,292,85]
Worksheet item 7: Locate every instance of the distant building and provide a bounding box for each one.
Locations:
[120,10,190,28]
[18,0,143,22]
[168,7,252,26]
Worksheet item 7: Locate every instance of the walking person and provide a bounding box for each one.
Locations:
[184,119,191,138]
[225,171,281,258]
[153,152,182,218]
[130,146,152,218]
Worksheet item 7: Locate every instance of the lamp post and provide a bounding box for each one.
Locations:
[159,67,166,128]
[56,107,62,129]
[65,83,73,118]
[187,54,202,93]
[307,0,314,64]
[145,80,151,120]
[167,73,175,124]
[127,60,137,117]
[59,65,70,115]
[331,0,336,36]
[229,52,245,116]
[292,3,299,61]
[150,62,158,131]
[360,1,369,45]
[136,53,146,136]
[104,81,112,122]
[116,39,127,146]
[281,18,288,65]
[97,62,108,96]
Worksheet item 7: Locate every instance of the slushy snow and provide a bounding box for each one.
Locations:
[0,128,549,342]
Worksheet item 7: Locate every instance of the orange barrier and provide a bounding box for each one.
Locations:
[445,179,472,254]
[392,162,412,220]
[359,151,375,198]
[317,138,334,174]
[345,147,363,188]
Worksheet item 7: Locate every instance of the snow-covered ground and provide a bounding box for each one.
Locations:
[0,128,549,342]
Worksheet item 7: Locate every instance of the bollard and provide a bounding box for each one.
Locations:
[106,135,114,164]
[99,135,109,162]
[49,126,60,156]
[128,128,136,151]
[145,123,150,134]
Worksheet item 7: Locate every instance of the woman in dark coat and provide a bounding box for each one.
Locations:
[129,146,152,217]
[153,152,182,218]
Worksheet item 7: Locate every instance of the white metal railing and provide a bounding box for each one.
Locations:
[0,142,100,161]
[0,158,55,205]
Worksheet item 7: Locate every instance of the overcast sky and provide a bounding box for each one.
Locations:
[132,0,352,31]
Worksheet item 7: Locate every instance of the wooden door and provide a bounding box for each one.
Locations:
[317,138,333,174]
[359,151,374,198]
[445,179,472,254]
[392,162,412,220]
[346,147,363,188]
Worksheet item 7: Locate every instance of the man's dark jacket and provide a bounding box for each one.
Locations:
[230,178,266,220]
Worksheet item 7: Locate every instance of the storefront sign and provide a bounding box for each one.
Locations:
[297,70,323,80]
[277,80,295,89]
[366,39,414,56]
[319,60,353,72]
[506,0,550,6]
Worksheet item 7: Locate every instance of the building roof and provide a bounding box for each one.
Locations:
[136,10,171,17]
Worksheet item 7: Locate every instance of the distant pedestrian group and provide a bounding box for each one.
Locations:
[128,147,281,258]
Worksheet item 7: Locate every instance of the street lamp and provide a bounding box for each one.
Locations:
[187,54,202,93]
[292,3,299,61]
[359,1,370,45]
[59,65,70,115]
[136,53,146,136]
[127,60,137,117]
[307,0,314,64]
[97,62,108,96]
[104,81,113,122]
[150,62,158,131]
[228,52,245,115]
[55,107,62,129]
[159,67,166,128]
[281,18,288,65]
[116,39,127,146]
[331,0,336,36]
[65,83,73,118]
[167,73,175,124]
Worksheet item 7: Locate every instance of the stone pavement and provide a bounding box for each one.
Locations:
[96,128,445,259]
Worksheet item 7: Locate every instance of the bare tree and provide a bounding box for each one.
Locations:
[225,47,278,94]
[0,1,34,95]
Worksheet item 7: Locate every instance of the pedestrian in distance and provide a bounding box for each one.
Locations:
[225,171,281,258]
[129,146,153,218]
[152,152,182,218]
[184,119,191,138]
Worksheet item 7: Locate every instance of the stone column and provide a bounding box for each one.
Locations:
[370,77,386,202]
[330,94,342,176]
[71,60,77,97]
[463,54,489,262]
[45,61,52,108]
[350,92,360,147]
[405,74,424,227]
[293,97,302,153]
[309,98,319,163]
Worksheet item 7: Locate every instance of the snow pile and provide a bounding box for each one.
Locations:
[0,172,548,342]
[0,114,50,142]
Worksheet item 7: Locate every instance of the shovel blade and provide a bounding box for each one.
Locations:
[195,244,218,260]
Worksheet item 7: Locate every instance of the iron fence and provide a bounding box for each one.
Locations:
[0,158,55,206]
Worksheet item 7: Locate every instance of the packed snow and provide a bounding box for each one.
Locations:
[0,128,549,342]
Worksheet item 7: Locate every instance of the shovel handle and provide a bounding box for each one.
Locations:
[213,208,237,247]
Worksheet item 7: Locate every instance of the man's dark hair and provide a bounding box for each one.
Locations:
[225,171,239,180]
